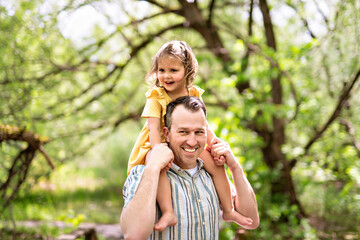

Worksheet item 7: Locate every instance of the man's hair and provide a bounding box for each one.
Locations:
[165,96,207,130]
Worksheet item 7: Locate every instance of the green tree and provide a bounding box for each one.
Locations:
[1,0,360,238]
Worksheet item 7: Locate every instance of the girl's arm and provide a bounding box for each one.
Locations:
[148,117,173,171]
[148,117,162,148]
[206,121,227,165]
[206,120,216,146]
[211,140,260,229]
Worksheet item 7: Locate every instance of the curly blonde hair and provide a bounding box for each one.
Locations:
[145,40,198,88]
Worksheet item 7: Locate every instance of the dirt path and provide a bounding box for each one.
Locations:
[92,223,124,239]
[10,220,124,239]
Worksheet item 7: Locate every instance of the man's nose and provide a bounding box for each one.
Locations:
[186,133,197,146]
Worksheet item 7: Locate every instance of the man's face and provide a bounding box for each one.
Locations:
[164,105,207,169]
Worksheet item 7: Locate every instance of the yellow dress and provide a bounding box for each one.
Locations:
[127,85,205,175]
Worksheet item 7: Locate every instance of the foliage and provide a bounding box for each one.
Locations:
[1,0,360,239]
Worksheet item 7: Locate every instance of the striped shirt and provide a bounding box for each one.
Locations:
[123,159,220,240]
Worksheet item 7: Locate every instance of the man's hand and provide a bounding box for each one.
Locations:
[148,143,174,172]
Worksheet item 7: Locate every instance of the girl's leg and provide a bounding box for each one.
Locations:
[146,150,177,231]
[200,149,253,226]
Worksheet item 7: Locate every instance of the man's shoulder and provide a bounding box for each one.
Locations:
[123,165,146,207]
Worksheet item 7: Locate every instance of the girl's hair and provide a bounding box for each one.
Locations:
[145,40,198,88]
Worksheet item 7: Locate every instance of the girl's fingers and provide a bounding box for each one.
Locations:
[206,145,212,152]
[214,159,224,166]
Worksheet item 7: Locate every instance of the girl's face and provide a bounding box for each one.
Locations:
[157,56,186,93]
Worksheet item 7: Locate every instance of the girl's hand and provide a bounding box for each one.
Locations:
[214,155,226,166]
[161,159,174,172]
[207,137,227,166]
[211,140,238,170]
[148,143,174,171]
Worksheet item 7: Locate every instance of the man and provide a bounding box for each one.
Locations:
[120,96,259,239]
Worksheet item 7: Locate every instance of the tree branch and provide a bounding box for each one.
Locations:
[0,146,36,211]
[303,69,360,154]
[339,118,360,157]
[198,72,230,109]
[218,18,301,121]
[32,22,185,124]
[286,2,317,39]
[0,125,49,146]
[259,0,276,50]
[33,68,122,121]
[144,0,168,10]
[0,125,54,169]
[235,0,254,93]
[46,62,121,112]
[312,0,329,28]
[0,124,55,211]
[207,0,216,27]
[175,0,232,63]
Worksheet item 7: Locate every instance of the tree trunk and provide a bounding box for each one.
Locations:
[177,0,232,63]
[259,0,306,219]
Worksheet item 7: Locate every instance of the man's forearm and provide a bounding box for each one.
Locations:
[120,165,160,239]
[229,162,260,229]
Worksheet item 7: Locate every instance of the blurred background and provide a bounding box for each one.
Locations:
[1,0,359,239]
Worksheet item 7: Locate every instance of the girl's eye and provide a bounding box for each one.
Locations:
[158,69,164,72]
[171,69,178,72]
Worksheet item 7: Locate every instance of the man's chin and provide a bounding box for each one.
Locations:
[182,154,200,164]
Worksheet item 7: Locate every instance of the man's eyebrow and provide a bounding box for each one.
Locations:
[177,127,206,131]
[196,128,206,131]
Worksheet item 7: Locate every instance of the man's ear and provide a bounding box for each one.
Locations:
[163,127,170,142]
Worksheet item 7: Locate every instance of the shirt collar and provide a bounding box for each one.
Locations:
[170,158,205,177]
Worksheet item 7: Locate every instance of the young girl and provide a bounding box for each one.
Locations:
[127,40,253,231]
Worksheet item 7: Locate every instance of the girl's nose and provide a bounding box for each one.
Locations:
[164,71,171,78]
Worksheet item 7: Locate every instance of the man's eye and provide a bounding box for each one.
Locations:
[196,131,205,135]
[179,131,186,134]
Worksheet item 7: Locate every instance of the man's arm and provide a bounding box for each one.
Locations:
[211,141,260,229]
[120,144,174,239]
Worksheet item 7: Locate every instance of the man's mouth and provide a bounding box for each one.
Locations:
[183,148,196,153]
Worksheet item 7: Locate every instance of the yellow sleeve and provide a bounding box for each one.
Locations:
[141,97,162,119]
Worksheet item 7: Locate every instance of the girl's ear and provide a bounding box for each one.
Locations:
[163,127,170,142]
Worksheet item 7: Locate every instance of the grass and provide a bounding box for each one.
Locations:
[2,185,124,224]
